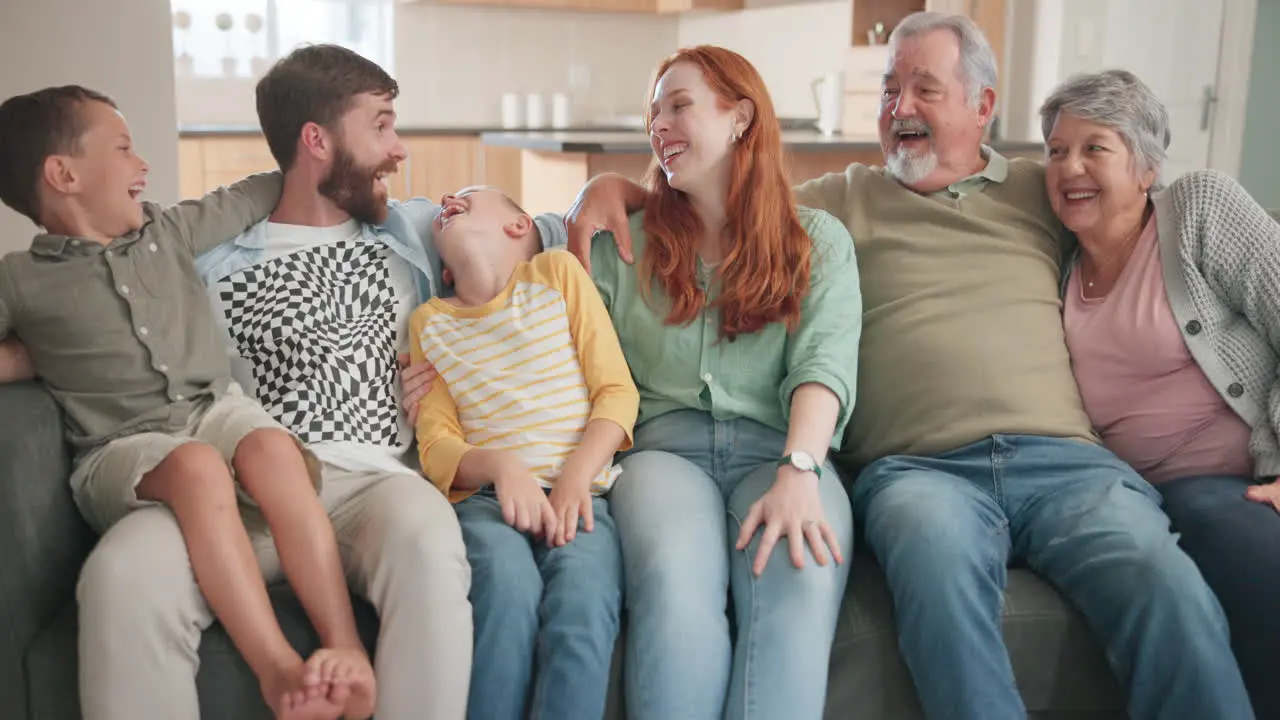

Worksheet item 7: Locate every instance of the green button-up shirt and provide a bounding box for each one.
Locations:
[589,205,862,448]
[0,172,281,452]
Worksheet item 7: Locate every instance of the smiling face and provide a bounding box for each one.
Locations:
[648,60,742,197]
[317,92,405,225]
[62,100,151,236]
[1045,112,1155,237]
[879,28,993,191]
[434,186,533,271]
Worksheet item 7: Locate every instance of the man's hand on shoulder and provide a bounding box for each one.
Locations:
[565,173,646,273]
[398,352,437,422]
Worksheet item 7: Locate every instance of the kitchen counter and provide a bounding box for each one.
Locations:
[177,117,827,139]
[177,123,646,137]
[478,129,1045,155]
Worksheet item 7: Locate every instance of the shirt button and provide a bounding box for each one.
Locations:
[149,243,158,252]
[702,373,713,382]
[1185,320,1202,335]
[119,285,130,295]
[1228,382,1244,398]
[105,250,113,257]
[139,326,149,336]
[174,394,185,401]
[158,364,169,373]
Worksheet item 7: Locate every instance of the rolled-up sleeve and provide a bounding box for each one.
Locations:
[779,208,862,445]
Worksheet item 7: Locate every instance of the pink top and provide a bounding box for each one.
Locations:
[1064,215,1254,484]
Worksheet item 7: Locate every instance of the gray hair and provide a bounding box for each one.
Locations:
[887,11,998,106]
[1039,69,1171,188]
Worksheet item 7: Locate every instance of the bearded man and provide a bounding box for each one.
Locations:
[68,44,568,720]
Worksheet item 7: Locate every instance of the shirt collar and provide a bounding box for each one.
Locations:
[934,145,1008,198]
[29,233,130,258]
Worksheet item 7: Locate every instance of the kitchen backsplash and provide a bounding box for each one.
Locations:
[174,0,851,128]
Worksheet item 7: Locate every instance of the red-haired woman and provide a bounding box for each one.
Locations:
[587,46,861,719]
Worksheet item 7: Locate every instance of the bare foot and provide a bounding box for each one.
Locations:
[307,647,376,720]
[262,661,343,720]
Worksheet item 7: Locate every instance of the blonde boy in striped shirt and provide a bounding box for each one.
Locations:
[408,186,638,720]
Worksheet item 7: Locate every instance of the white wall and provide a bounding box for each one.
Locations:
[1001,0,1063,142]
[0,0,179,256]
[390,4,677,127]
[175,1,851,128]
[678,0,851,119]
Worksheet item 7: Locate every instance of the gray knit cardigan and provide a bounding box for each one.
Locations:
[1065,169,1280,478]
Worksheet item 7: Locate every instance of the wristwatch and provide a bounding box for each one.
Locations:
[777,450,819,475]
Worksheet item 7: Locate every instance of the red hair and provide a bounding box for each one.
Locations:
[641,45,810,341]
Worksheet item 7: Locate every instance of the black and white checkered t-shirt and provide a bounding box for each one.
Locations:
[208,220,419,475]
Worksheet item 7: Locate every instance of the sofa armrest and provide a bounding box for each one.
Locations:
[0,381,94,716]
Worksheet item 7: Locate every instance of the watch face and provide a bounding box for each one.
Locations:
[792,452,817,471]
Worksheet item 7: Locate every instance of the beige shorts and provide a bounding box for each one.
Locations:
[70,383,321,534]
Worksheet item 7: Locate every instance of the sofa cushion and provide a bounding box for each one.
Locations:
[27,558,1125,720]
[825,554,1126,719]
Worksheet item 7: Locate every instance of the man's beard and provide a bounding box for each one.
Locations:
[318,142,396,225]
[884,118,937,185]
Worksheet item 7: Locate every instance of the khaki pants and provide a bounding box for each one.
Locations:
[69,383,321,533]
[75,461,473,720]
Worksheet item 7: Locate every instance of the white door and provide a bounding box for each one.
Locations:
[1055,0,1226,183]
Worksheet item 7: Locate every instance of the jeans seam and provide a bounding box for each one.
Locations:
[739,552,759,719]
[989,445,1010,624]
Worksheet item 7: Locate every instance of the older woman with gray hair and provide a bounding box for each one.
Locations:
[1041,68,1280,718]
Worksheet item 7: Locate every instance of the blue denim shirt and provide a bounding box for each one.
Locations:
[194,197,568,303]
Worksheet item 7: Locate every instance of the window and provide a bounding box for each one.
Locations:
[171,0,393,79]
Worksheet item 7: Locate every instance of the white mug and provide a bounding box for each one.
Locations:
[501,93,523,129]
[551,93,571,129]
[526,93,546,129]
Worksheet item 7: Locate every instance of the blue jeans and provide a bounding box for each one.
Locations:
[852,434,1254,720]
[456,491,622,720]
[609,409,854,720]
[1160,475,1280,720]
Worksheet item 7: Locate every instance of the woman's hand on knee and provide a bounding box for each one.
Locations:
[735,468,844,576]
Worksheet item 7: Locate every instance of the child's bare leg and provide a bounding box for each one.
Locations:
[137,442,342,720]
[234,429,376,719]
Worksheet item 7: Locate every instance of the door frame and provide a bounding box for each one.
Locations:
[1208,0,1258,176]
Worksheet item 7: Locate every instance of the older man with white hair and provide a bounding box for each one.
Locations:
[559,11,1255,720]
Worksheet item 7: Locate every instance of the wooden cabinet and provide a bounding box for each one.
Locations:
[179,137,279,200]
[178,134,481,202]
[851,0,924,46]
[405,0,741,12]
[400,136,481,203]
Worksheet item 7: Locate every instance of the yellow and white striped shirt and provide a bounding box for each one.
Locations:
[409,250,638,502]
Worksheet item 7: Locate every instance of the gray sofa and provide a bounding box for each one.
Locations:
[1,380,1127,719]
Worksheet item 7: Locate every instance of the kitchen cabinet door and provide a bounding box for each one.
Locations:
[408,0,739,12]
[400,136,481,203]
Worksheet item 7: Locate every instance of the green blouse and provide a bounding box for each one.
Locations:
[589,205,862,449]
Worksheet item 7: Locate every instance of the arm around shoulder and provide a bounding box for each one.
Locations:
[792,165,859,222]
[163,171,284,256]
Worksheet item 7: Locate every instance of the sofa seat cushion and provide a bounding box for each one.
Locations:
[824,554,1126,719]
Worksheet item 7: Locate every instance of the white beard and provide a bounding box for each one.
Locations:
[885,146,938,185]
